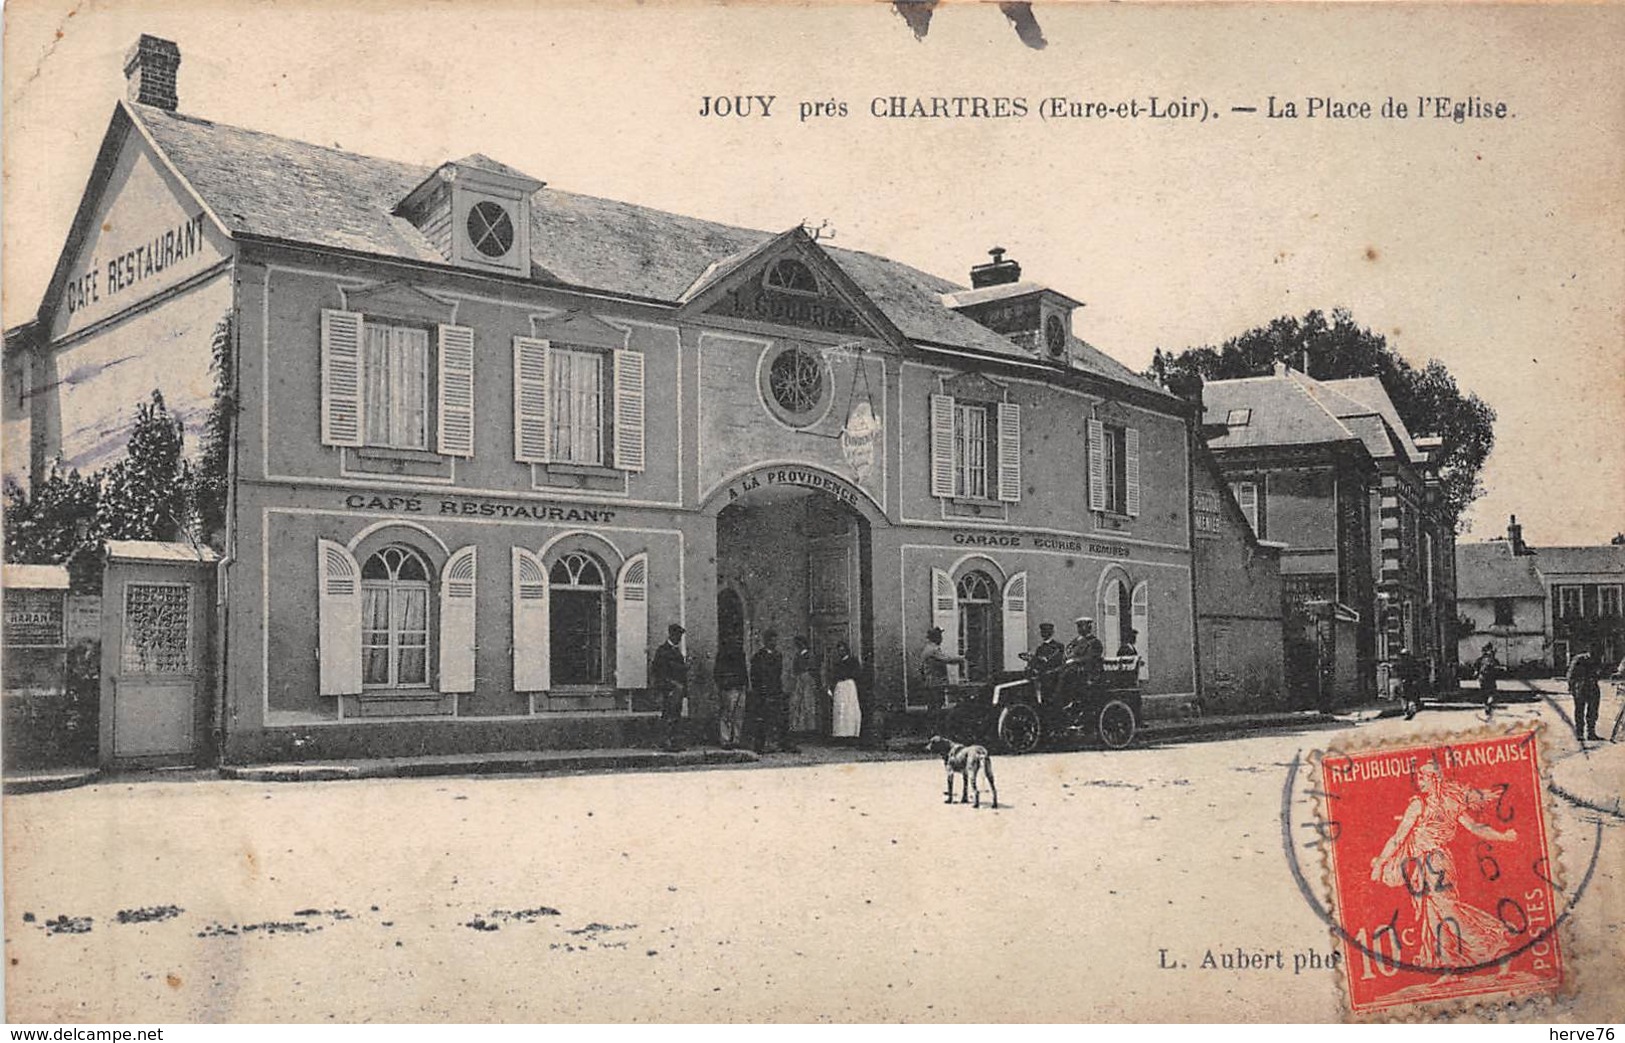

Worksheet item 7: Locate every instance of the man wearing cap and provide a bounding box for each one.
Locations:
[750,629,790,753]
[651,623,689,751]
[1065,616,1105,689]
[1022,622,1067,699]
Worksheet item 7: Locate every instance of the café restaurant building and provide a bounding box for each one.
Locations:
[5,38,1211,764]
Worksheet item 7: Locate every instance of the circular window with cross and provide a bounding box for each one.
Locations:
[466,200,516,259]
[758,343,833,428]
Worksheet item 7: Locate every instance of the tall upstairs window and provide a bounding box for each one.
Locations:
[549,347,606,465]
[364,323,430,450]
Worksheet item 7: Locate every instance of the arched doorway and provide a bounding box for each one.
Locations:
[711,472,875,737]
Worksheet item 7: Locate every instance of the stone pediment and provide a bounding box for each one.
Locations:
[529,309,630,350]
[340,282,456,325]
[682,227,904,348]
[942,371,1007,402]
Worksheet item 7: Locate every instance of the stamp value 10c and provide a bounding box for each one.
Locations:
[1313,728,1564,1015]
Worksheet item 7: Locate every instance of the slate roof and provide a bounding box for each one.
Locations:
[1456,542,1545,599]
[1527,545,1625,578]
[128,103,1166,397]
[1202,372,1360,450]
[1203,367,1421,464]
[1319,376,1424,462]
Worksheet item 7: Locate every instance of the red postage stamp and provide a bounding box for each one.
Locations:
[1315,728,1564,1015]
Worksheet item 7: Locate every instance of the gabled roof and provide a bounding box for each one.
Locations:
[1528,545,1625,578]
[1203,366,1421,464]
[1202,371,1361,451]
[941,280,1083,310]
[1456,542,1545,599]
[116,102,1170,398]
[1319,376,1424,462]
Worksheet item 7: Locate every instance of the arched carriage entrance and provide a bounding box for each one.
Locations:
[703,465,881,736]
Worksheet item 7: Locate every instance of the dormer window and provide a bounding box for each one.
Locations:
[466,201,515,259]
[765,258,819,295]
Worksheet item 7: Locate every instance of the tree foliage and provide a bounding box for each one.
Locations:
[3,391,198,567]
[192,315,236,544]
[1150,308,1496,530]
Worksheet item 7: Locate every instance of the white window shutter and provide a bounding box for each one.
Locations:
[1124,426,1141,516]
[930,394,956,498]
[931,566,960,684]
[616,553,649,688]
[512,547,549,692]
[613,349,646,473]
[513,337,550,463]
[997,401,1022,503]
[1087,418,1106,511]
[321,310,365,447]
[437,325,475,458]
[438,545,477,693]
[1131,581,1150,681]
[1234,481,1259,536]
[1101,579,1122,654]
[1002,571,1029,671]
[317,538,362,695]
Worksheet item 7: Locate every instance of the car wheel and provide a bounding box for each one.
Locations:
[997,704,1042,754]
[1097,699,1136,749]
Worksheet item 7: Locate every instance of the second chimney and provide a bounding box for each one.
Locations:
[124,34,181,111]
[969,247,1021,289]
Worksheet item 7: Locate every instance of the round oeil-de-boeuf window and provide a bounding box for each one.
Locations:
[466,201,515,258]
[768,346,827,417]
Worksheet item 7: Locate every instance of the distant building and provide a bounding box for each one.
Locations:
[1202,362,1457,702]
[1457,516,1625,672]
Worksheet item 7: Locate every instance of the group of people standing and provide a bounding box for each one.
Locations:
[655,624,868,754]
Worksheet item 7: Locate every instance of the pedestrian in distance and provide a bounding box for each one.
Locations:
[713,637,749,750]
[1567,647,1602,743]
[651,623,689,751]
[1395,647,1422,721]
[1475,643,1500,717]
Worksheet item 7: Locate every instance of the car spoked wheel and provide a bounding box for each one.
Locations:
[1096,699,1136,749]
[997,703,1042,754]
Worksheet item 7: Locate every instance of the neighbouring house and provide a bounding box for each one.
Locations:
[1457,516,1625,673]
[1202,361,1457,703]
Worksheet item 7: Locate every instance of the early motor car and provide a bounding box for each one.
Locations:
[944,656,1143,753]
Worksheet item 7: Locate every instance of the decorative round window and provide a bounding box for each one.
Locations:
[768,347,826,415]
[466,201,515,258]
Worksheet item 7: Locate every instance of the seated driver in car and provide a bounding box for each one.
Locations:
[1021,621,1067,699]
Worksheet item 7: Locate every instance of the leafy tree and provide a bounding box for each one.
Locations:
[100,390,193,543]
[3,390,198,569]
[2,463,103,564]
[192,315,235,546]
[1150,308,1496,530]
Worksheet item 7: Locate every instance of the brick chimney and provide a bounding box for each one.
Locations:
[969,247,1021,289]
[124,35,181,111]
[1507,514,1528,555]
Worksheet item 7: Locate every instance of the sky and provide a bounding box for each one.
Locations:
[4,0,1622,544]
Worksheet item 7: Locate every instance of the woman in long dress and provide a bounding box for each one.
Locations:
[830,641,863,740]
[789,636,821,734]
[1369,759,1519,975]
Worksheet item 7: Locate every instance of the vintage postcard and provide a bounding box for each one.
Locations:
[2,0,1622,1026]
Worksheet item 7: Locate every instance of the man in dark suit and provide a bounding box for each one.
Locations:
[651,623,689,751]
[749,629,791,753]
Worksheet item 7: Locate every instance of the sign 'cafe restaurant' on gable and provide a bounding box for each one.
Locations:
[4,37,1228,765]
